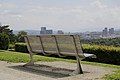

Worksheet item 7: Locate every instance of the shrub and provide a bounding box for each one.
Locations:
[14,43,120,65]
[0,32,10,50]
[82,44,120,65]
[9,44,15,49]
[15,43,28,53]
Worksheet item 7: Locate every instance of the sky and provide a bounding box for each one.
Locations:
[0,0,120,32]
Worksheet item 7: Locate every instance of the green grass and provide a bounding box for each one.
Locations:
[0,50,120,80]
[0,50,75,63]
[105,70,120,80]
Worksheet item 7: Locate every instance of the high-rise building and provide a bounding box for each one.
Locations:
[40,27,53,34]
[41,27,46,31]
[109,28,114,35]
[102,27,108,37]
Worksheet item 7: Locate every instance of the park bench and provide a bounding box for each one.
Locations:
[24,34,96,75]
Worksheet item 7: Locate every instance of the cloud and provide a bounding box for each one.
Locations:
[0,3,20,17]
[90,0,107,9]
[0,10,10,15]
[0,2,23,19]
[0,1,120,32]
[20,7,84,26]
[0,3,17,9]
[0,4,2,7]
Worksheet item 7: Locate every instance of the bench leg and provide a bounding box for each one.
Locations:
[23,53,34,67]
[70,56,83,76]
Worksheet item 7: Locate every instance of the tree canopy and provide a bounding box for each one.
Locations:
[81,38,120,47]
[17,31,27,42]
[0,25,16,43]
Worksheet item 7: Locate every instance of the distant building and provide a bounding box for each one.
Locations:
[57,30,64,34]
[102,27,108,37]
[82,32,101,39]
[103,28,108,37]
[46,30,53,34]
[102,27,115,38]
[80,27,120,39]
[109,28,114,35]
[40,27,53,34]
[40,31,46,34]
[41,27,46,31]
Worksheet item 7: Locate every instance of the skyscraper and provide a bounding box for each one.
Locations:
[40,27,46,34]
[41,27,46,31]
[109,28,114,35]
[102,27,108,37]
[40,27,53,34]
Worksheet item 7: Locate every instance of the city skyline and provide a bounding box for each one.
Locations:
[0,0,120,32]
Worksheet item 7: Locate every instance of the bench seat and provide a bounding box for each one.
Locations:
[32,50,96,59]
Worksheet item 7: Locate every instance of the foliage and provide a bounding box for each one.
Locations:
[15,43,28,53]
[14,43,120,65]
[82,44,120,65]
[0,25,16,43]
[0,32,10,50]
[16,31,27,42]
[9,44,15,50]
[81,38,120,47]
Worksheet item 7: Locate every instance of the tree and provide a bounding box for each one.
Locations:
[17,31,27,42]
[81,38,120,47]
[0,32,10,50]
[0,25,16,43]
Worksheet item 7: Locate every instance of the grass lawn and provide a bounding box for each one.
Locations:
[0,50,120,80]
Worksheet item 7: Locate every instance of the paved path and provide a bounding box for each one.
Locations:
[0,61,117,80]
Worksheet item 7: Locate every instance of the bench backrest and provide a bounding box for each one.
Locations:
[24,35,83,57]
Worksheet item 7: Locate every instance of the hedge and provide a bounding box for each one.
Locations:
[15,43,28,53]
[82,44,120,65]
[14,43,120,65]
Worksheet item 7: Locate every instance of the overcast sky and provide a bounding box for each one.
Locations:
[0,0,120,32]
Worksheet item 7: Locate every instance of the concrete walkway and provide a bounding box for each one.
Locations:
[0,61,117,80]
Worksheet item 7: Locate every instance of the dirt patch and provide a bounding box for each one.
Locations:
[0,61,117,80]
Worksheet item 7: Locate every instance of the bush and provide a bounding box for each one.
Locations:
[14,43,120,65]
[15,43,28,53]
[82,44,120,65]
[9,44,15,49]
[0,32,10,50]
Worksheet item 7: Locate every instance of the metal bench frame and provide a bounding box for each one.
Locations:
[24,34,96,75]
